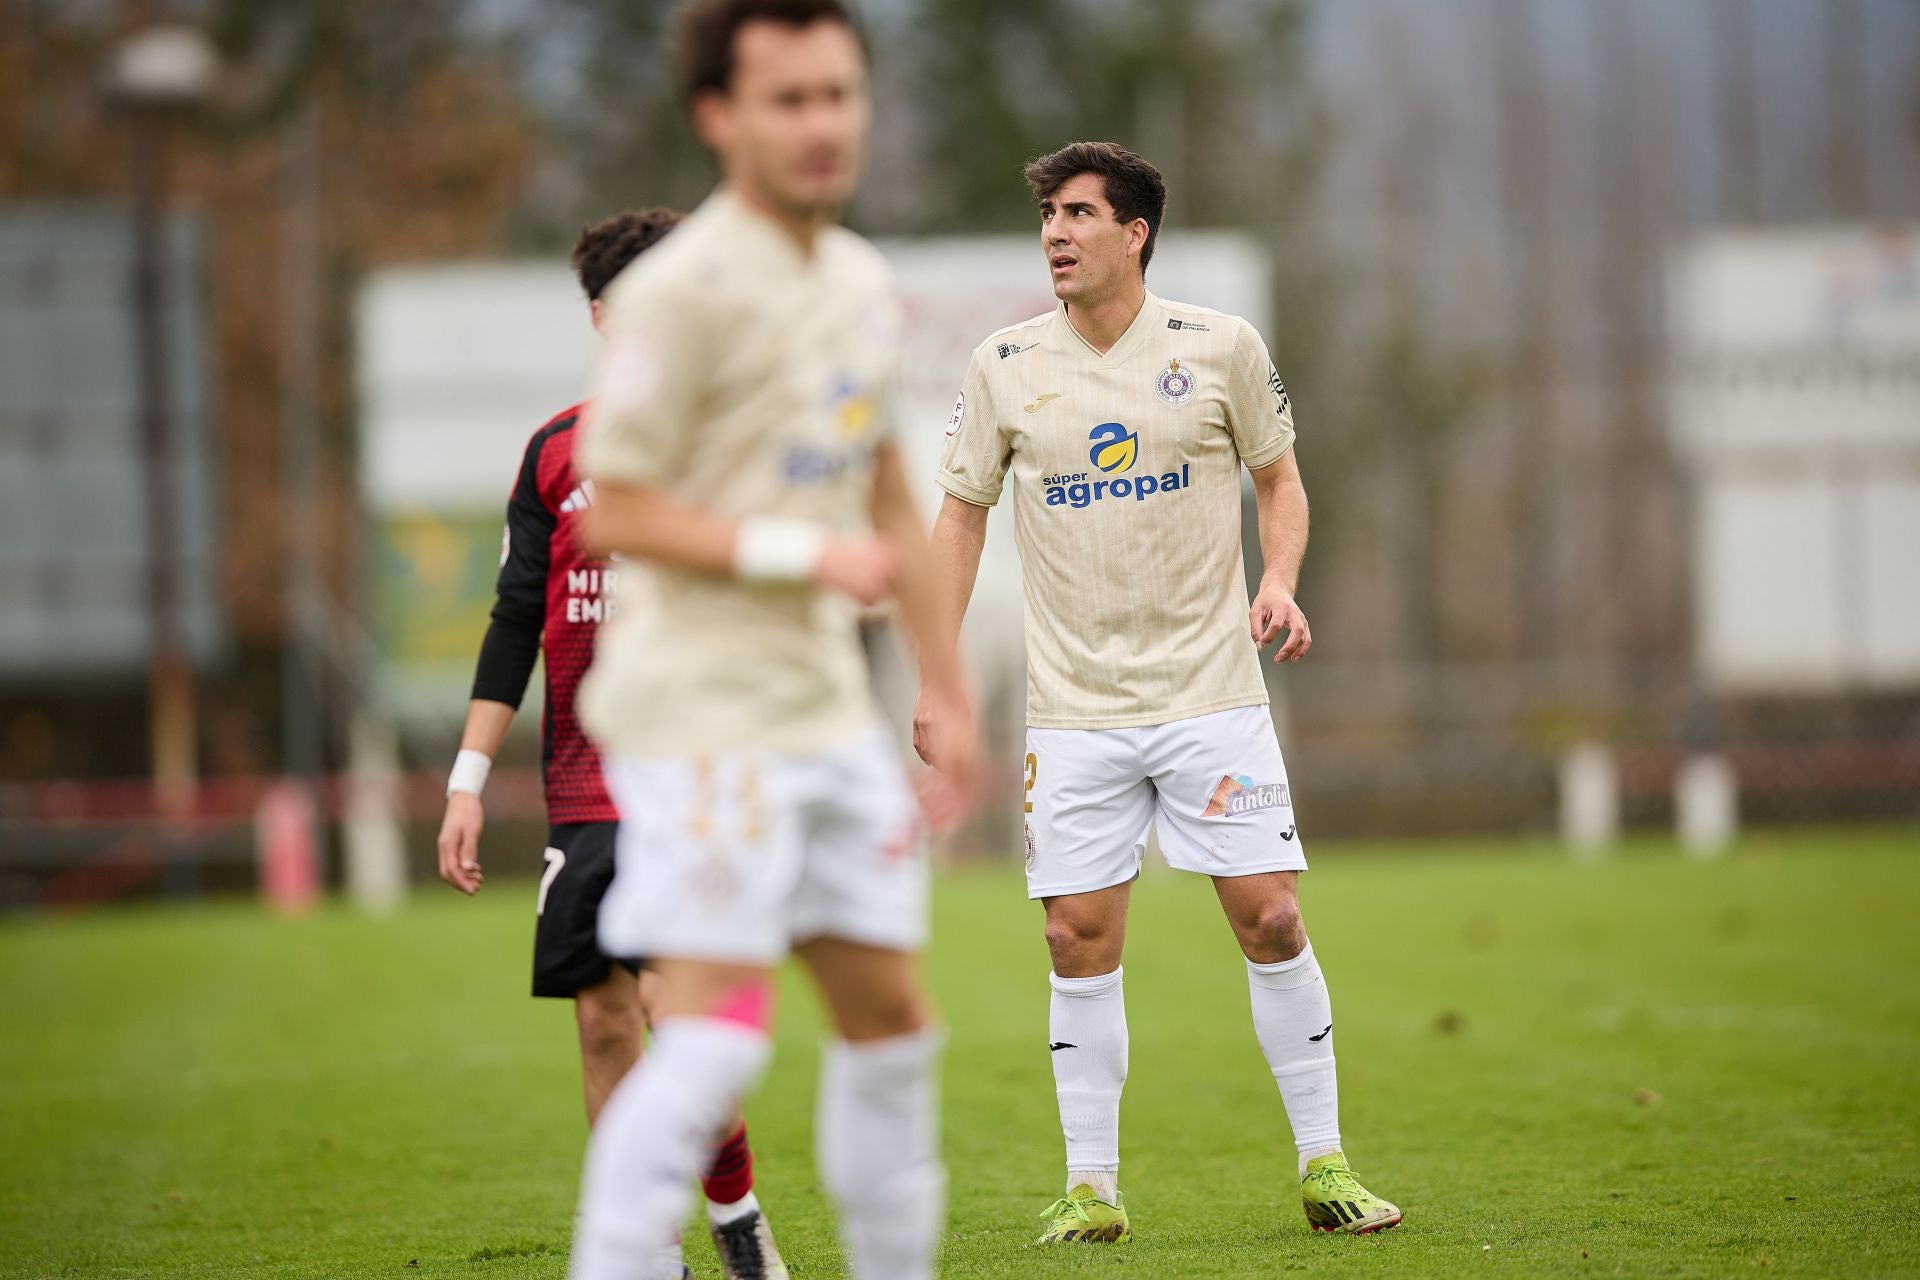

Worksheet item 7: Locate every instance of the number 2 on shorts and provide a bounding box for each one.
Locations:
[537,846,565,916]
[1024,752,1038,814]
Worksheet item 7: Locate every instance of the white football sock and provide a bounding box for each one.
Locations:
[1246,944,1343,1176]
[1049,967,1127,1195]
[706,1189,759,1226]
[817,1028,946,1280]
[571,1015,771,1280]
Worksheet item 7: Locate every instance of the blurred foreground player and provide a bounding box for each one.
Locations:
[917,142,1400,1241]
[566,2,979,1278]
[435,208,787,1279]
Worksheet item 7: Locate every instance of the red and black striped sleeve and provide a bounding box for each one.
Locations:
[470,431,554,708]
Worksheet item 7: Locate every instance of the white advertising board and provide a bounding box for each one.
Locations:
[1667,228,1920,691]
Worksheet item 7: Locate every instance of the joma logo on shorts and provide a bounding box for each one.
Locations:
[1203,775,1290,818]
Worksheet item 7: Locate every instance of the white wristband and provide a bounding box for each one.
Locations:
[733,517,829,582]
[447,749,492,797]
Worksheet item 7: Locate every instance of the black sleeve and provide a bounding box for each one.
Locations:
[470,434,553,708]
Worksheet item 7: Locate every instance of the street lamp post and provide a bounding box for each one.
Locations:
[105,26,218,822]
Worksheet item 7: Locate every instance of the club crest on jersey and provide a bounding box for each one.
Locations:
[1156,357,1196,407]
[1202,775,1291,818]
[1087,422,1137,474]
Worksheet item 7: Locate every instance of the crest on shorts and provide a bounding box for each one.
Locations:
[1202,775,1291,818]
[1156,358,1195,407]
[1024,822,1038,873]
[690,852,741,905]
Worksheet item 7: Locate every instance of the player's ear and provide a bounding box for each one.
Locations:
[1128,218,1150,267]
[691,89,731,154]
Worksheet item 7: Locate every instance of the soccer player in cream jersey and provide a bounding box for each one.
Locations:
[566,3,978,1280]
[434,208,786,1280]
[918,141,1401,1241]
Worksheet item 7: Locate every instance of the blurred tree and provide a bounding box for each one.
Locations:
[529,0,716,241]
[910,0,1321,235]
[521,1,1324,245]
[0,1,537,779]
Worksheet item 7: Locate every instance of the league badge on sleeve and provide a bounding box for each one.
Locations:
[1156,357,1196,407]
[946,389,965,437]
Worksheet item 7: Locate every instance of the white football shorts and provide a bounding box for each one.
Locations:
[1023,703,1307,899]
[598,723,928,966]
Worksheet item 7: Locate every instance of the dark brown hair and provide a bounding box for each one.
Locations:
[570,207,684,301]
[1023,141,1169,274]
[674,0,867,105]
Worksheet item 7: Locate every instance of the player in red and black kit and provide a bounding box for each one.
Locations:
[435,209,786,1280]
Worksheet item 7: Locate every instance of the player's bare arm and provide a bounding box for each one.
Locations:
[1249,450,1312,664]
[581,478,898,606]
[910,493,988,767]
[871,445,981,817]
[437,698,515,894]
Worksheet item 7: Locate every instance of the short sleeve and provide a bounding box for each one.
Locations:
[576,271,703,488]
[1226,320,1296,469]
[936,349,1013,507]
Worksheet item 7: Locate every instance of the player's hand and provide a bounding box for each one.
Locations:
[1251,578,1312,664]
[437,793,486,895]
[914,684,981,830]
[813,535,899,606]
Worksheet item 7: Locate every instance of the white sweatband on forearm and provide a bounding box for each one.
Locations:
[447,749,493,797]
[733,517,829,582]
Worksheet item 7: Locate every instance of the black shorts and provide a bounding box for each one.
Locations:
[533,822,643,999]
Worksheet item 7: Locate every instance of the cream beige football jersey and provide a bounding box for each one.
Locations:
[938,292,1295,730]
[575,188,901,758]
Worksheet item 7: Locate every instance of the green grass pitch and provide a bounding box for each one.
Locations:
[4,828,1918,1278]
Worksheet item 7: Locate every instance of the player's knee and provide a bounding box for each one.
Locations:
[575,989,643,1066]
[1249,900,1306,961]
[846,985,930,1041]
[1044,911,1117,971]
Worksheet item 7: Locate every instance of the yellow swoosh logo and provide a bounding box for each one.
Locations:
[1024,393,1061,413]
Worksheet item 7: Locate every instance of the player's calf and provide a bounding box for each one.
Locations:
[574,974,644,1126]
[572,972,775,1280]
[811,1028,944,1280]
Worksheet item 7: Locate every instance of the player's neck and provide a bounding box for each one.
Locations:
[1063,282,1147,355]
[727,180,834,256]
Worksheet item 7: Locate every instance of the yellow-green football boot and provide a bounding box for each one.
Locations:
[1301,1153,1401,1234]
[1035,1183,1132,1244]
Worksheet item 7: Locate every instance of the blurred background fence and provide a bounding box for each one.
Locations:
[2,0,1917,910]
